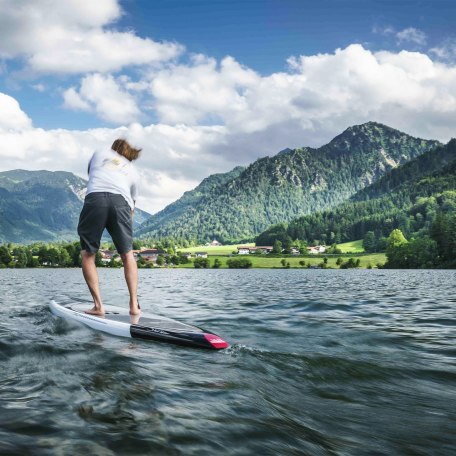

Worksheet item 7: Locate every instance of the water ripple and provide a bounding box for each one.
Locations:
[0,268,455,455]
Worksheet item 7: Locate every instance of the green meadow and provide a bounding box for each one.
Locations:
[178,240,366,256]
[338,240,364,253]
[178,243,254,255]
[175,240,387,268]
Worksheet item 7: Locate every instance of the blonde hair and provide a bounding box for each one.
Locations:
[111,139,141,161]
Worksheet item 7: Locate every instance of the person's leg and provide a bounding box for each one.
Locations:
[81,250,105,315]
[106,194,139,314]
[78,193,109,314]
[120,251,140,315]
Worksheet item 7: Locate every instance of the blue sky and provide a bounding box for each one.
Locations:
[2,0,455,130]
[124,0,456,71]
[1,0,456,213]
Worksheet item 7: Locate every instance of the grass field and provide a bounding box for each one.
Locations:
[178,243,254,255]
[175,240,384,268]
[338,240,364,253]
[176,253,386,269]
[179,240,365,255]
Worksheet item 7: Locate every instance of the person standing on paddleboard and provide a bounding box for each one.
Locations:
[77,139,141,316]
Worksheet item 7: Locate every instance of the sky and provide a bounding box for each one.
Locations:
[1,0,456,214]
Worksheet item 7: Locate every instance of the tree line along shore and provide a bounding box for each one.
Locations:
[1,223,454,269]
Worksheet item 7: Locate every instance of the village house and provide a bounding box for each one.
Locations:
[181,252,192,259]
[290,247,300,255]
[99,249,117,263]
[307,245,326,254]
[195,252,208,258]
[237,246,273,255]
[209,239,222,246]
[138,249,167,263]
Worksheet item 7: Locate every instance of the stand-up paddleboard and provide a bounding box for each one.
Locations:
[49,300,229,350]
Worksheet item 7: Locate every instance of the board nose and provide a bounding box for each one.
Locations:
[204,333,229,349]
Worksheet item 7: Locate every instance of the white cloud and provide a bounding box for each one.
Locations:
[32,83,46,92]
[62,87,91,111]
[0,108,228,213]
[0,0,183,74]
[150,55,259,124]
[396,27,427,46]
[2,44,456,213]
[372,25,395,36]
[0,93,33,131]
[146,44,456,144]
[63,74,141,124]
[430,39,456,62]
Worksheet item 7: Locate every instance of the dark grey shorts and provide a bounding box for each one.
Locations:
[77,192,133,255]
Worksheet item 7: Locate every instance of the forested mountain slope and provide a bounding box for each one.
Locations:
[137,122,439,242]
[256,139,456,246]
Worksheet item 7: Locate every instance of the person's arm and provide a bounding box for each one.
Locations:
[87,153,95,175]
[130,168,140,215]
[131,182,138,216]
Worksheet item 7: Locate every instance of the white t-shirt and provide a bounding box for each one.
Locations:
[86,149,140,210]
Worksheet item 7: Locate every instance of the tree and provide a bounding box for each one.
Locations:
[226,258,252,269]
[272,240,283,254]
[194,257,210,268]
[136,256,146,268]
[431,211,456,267]
[326,244,342,254]
[385,229,408,268]
[156,255,165,266]
[339,258,360,269]
[59,249,72,267]
[387,229,408,249]
[14,249,28,268]
[132,240,143,250]
[95,251,104,267]
[363,231,376,252]
[178,253,191,264]
[1,245,13,265]
[213,258,222,269]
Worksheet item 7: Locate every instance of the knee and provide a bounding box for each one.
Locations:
[120,251,133,263]
[81,250,96,261]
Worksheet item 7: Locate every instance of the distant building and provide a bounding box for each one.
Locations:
[99,249,117,263]
[138,249,167,262]
[210,239,222,246]
[290,247,300,255]
[237,246,273,255]
[195,252,208,258]
[181,252,192,259]
[307,245,326,254]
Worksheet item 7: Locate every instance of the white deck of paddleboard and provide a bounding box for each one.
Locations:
[49,300,203,338]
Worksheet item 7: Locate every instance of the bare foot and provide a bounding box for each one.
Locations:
[129,301,141,316]
[84,306,105,316]
[130,314,140,325]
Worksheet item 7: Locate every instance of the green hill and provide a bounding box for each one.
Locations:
[256,139,456,246]
[137,122,439,242]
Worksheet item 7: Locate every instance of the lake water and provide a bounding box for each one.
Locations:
[1,269,455,455]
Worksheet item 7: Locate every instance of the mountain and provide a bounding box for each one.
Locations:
[256,138,456,246]
[142,166,245,232]
[0,170,151,243]
[137,122,440,242]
